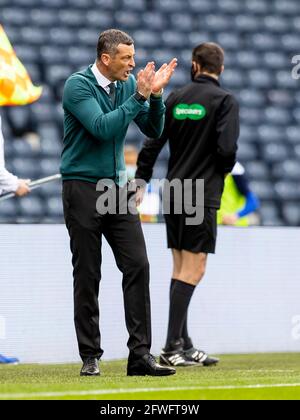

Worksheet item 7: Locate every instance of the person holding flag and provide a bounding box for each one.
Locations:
[218,162,260,227]
[0,24,42,363]
[0,24,42,198]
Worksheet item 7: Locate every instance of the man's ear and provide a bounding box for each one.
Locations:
[100,53,111,67]
[220,65,225,74]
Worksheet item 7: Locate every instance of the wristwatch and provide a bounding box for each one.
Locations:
[134,91,148,103]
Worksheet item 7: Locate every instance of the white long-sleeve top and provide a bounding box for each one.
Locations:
[0,115,19,196]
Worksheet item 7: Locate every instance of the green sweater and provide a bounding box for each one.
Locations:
[60,65,166,185]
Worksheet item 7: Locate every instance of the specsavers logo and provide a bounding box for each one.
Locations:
[173,104,207,121]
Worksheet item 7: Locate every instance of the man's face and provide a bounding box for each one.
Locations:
[105,44,136,82]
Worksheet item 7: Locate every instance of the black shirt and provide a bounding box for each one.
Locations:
[135,75,240,209]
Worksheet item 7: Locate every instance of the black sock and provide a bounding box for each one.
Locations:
[165,279,195,351]
[181,314,193,350]
[170,278,194,350]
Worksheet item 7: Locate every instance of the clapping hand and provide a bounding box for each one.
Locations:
[152,58,178,94]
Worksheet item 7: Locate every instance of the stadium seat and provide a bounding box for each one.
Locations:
[170,14,194,32]
[77,28,100,47]
[115,11,141,29]
[249,181,276,200]
[93,0,117,10]
[236,51,260,69]
[286,126,300,144]
[272,160,300,181]
[161,31,188,48]
[264,107,292,126]
[257,125,285,143]
[248,70,274,88]
[10,157,41,179]
[293,109,300,125]
[239,125,258,143]
[188,0,214,13]
[0,8,28,26]
[14,44,40,64]
[10,139,40,158]
[259,202,281,225]
[248,34,278,51]
[0,199,19,218]
[45,196,64,219]
[282,202,300,226]
[294,145,300,159]
[261,143,290,163]
[274,0,300,15]
[121,0,147,11]
[215,33,242,50]
[217,0,243,14]
[263,16,290,33]
[45,65,73,88]
[281,34,300,51]
[70,0,96,8]
[30,8,57,27]
[159,0,186,12]
[245,0,271,15]
[40,141,61,158]
[244,161,270,180]
[20,27,48,46]
[202,15,232,32]
[238,90,266,107]
[49,28,76,46]
[40,159,60,177]
[263,52,288,69]
[85,10,113,28]
[275,181,300,201]
[132,30,161,48]
[6,107,33,136]
[237,143,258,161]
[141,12,166,30]
[58,9,84,27]
[39,180,62,198]
[234,15,262,32]
[267,90,294,107]
[221,70,244,88]
[40,46,66,65]
[239,108,264,126]
[276,71,298,89]
[18,196,45,218]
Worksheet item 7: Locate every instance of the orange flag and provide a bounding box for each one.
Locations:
[0,25,42,106]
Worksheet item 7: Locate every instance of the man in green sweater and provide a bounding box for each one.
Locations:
[61,29,177,377]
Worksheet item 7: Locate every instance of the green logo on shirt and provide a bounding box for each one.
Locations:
[173,104,207,121]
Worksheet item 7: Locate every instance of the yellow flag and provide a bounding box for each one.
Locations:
[0,25,42,106]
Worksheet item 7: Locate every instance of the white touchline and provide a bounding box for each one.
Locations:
[1,383,300,399]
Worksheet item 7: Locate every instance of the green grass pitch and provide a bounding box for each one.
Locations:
[1,354,300,400]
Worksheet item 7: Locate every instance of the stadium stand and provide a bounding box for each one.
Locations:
[0,0,299,225]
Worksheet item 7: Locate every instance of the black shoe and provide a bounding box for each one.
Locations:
[80,358,100,376]
[127,354,176,376]
[184,347,219,366]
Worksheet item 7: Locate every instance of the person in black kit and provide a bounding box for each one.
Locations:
[135,43,240,367]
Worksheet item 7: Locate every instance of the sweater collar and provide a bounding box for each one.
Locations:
[85,65,120,89]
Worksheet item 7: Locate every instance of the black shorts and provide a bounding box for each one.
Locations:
[164,207,217,254]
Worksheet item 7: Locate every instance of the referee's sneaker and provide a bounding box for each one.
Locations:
[159,339,219,367]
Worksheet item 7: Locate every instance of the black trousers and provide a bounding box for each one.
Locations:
[62,180,151,361]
